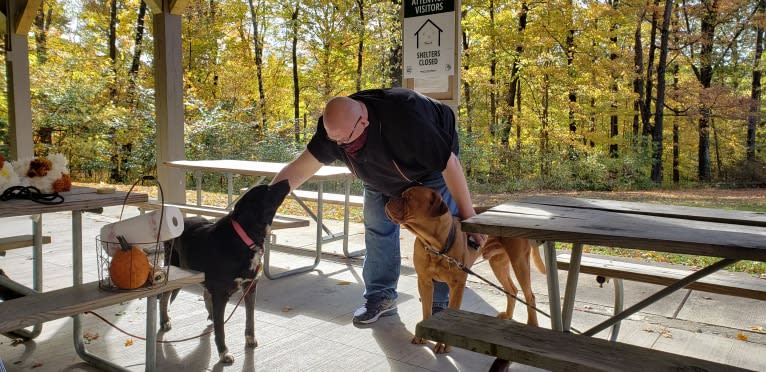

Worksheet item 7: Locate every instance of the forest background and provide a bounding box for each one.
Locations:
[0,0,765,194]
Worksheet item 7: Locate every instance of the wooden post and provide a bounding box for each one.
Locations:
[153,3,186,203]
[4,0,35,160]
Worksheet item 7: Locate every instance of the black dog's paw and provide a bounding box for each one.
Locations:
[219,350,235,364]
[246,335,258,348]
[160,320,172,332]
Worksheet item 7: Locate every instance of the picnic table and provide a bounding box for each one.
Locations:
[160,160,361,279]
[417,196,765,370]
[463,196,766,332]
[0,187,204,371]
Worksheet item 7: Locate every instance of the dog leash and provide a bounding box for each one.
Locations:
[85,277,259,343]
[423,245,583,334]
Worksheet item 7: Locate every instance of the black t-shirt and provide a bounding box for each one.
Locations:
[307,88,458,197]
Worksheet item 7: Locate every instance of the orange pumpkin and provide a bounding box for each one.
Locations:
[109,245,150,289]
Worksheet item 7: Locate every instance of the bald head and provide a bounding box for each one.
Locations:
[323,96,366,144]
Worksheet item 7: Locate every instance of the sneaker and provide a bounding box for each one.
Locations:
[352,298,397,324]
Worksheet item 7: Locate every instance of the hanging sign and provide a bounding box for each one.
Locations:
[403,1,456,80]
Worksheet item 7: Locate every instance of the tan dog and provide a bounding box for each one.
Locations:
[385,186,544,353]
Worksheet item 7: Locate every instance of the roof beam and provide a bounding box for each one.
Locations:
[16,0,41,34]
[170,0,190,15]
[144,0,162,14]
[0,0,42,35]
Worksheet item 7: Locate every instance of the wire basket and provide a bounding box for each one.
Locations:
[95,176,174,291]
[96,237,169,291]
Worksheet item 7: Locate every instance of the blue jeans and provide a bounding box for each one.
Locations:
[361,171,458,309]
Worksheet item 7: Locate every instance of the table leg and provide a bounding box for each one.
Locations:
[146,295,157,372]
[341,179,364,258]
[70,210,135,371]
[10,215,45,339]
[543,241,563,331]
[263,183,324,279]
[194,171,202,205]
[582,258,738,336]
[561,243,583,332]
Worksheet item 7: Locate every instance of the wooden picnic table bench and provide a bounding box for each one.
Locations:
[0,234,51,255]
[136,200,310,230]
[0,266,203,334]
[417,309,749,372]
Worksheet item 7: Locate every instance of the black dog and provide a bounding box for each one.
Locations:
[159,180,290,364]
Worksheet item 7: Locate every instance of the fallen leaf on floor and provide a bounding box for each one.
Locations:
[701,295,713,300]
[83,332,99,341]
[31,361,43,368]
[659,329,673,338]
[642,327,655,333]
[11,338,24,346]
[750,326,764,333]
[124,338,134,347]
[115,310,126,316]
[282,306,292,312]
[582,305,592,310]
[736,333,749,341]
[336,280,352,285]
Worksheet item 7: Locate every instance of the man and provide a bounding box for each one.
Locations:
[271,87,486,324]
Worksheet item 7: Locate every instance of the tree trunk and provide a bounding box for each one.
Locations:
[388,0,402,87]
[541,74,550,178]
[127,1,147,103]
[643,0,660,137]
[748,0,765,160]
[609,0,619,157]
[502,1,527,149]
[33,1,49,64]
[291,6,301,142]
[355,0,365,92]
[696,1,717,182]
[108,0,118,101]
[672,63,680,183]
[461,9,473,134]
[632,6,647,143]
[489,0,497,138]
[651,0,673,183]
[248,0,267,134]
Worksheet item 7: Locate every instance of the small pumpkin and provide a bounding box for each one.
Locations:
[109,237,150,289]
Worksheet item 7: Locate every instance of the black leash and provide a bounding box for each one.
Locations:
[0,185,64,205]
[423,245,583,334]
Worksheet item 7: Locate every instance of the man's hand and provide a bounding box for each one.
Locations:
[467,232,487,248]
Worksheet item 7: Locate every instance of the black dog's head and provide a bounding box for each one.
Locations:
[230,179,291,249]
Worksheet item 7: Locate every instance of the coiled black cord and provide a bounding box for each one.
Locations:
[0,185,64,205]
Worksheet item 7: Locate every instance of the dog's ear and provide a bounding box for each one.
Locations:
[427,189,449,218]
[384,196,405,223]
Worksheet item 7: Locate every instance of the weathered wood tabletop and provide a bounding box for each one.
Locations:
[163,159,353,181]
[462,196,766,261]
[0,186,148,218]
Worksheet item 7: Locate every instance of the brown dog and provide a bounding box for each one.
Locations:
[385,186,544,353]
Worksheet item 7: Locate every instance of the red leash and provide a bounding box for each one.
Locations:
[85,278,258,344]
